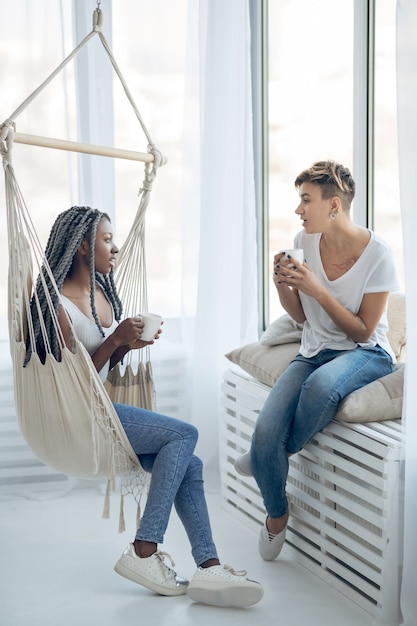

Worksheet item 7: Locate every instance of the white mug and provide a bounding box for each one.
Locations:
[138,312,162,341]
[279,248,304,268]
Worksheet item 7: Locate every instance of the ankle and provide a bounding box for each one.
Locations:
[199,558,221,569]
[266,511,289,535]
[133,539,157,558]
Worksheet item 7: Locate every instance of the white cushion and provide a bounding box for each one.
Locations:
[260,314,303,346]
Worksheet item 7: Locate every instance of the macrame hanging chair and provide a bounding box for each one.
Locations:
[1,7,165,524]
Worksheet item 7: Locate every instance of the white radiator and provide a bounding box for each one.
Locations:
[151,344,188,420]
[220,368,403,620]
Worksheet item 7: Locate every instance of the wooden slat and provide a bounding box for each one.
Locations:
[219,368,403,619]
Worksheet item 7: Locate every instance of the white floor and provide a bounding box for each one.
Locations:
[0,479,375,626]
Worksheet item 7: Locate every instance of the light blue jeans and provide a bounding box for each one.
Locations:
[114,403,218,566]
[251,345,395,519]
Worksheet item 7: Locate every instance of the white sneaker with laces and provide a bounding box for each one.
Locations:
[234,451,253,477]
[114,543,189,596]
[258,519,287,561]
[187,564,264,607]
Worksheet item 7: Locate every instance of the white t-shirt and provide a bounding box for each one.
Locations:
[293,230,399,362]
[60,294,118,382]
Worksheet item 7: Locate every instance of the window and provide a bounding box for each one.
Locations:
[373,0,402,285]
[264,0,403,325]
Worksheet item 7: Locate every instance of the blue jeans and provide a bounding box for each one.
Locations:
[114,403,218,566]
[251,345,395,519]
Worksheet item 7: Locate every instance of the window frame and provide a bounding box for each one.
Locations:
[251,0,376,331]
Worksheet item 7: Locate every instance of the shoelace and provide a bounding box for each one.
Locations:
[223,564,247,577]
[264,517,286,542]
[266,529,279,542]
[155,550,177,580]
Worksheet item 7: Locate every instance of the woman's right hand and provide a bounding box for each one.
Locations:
[272,253,306,323]
[112,317,145,346]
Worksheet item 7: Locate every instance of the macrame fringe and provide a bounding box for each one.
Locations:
[104,479,143,534]
[102,478,112,519]
[118,493,126,533]
[136,503,141,530]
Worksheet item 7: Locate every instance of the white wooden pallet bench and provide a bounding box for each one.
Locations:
[220,367,403,621]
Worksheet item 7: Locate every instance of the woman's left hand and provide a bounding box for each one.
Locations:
[128,324,163,350]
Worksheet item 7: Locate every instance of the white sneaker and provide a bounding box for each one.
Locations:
[234,451,253,477]
[187,564,264,607]
[258,519,287,561]
[114,543,189,596]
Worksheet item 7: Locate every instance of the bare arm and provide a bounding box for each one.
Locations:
[58,306,159,373]
[313,289,389,343]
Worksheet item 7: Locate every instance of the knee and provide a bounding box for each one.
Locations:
[253,414,278,449]
[187,454,204,480]
[252,426,275,463]
[302,373,338,404]
[185,422,199,447]
[252,411,289,462]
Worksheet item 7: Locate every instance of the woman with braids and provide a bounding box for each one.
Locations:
[28,206,263,608]
[235,160,399,562]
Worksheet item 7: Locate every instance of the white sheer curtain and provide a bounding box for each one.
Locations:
[180,0,258,465]
[0,0,257,471]
[396,2,417,624]
[72,0,115,218]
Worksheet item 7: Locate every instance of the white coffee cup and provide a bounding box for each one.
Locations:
[279,248,304,268]
[138,312,162,341]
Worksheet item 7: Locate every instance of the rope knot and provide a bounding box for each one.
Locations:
[1,120,15,166]
[0,119,14,142]
[92,8,103,32]
[138,180,153,194]
[147,144,166,170]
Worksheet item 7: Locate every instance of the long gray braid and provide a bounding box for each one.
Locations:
[24,206,123,365]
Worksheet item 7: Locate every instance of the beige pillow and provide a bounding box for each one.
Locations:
[225,342,300,388]
[334,364,404,422]
[387,291,406,361]
[225,292,406,423]
[225,343,404,423]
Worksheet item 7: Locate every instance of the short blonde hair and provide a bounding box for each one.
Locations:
[294,160,355,210]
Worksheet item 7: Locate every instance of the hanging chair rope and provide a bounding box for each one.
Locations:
[1,6,166,529]
[1,5,165,346]
[0,7,164,166]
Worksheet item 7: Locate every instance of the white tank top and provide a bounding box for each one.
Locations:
[60,294,118,382]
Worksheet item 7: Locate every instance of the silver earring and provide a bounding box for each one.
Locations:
[330,213,336,220]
